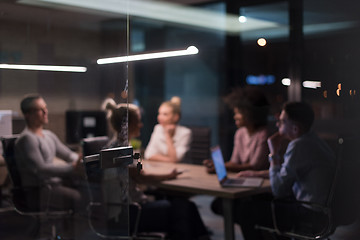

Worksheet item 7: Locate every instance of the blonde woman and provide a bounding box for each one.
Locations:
[104,102,209,240]
[145,96,191,162]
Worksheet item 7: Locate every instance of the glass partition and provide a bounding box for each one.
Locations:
[0,0,359,239]
[0,0,131,239]
[0,0,130,141]
[303,0,360,136]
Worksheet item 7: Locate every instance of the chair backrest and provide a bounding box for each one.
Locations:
[82,136,109,156]
[1,135,41,211]
[1,135,21,188]
[331,136,360,226]
[265,136,359,239]
[183,126,211,164]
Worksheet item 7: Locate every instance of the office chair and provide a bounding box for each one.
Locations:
[0,150,10,209]
[255,136,360,240]
[183,126,211,165]
[1,135,73,240]
[82,136,110,156]
[83,149,166,240]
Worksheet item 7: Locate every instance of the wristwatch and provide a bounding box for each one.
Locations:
[268,153,280,162]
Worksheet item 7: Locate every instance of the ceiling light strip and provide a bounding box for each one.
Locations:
[0,64,87,72]
[303,81,321,89]
[97,46,199,65]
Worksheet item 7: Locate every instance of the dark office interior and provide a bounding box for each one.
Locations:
[0,0,360,239]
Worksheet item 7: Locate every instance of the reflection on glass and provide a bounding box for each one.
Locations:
[257,38,267,46]
[323,90,328,98]
[97,46,199,64]
[302,81,321,89]
[239,16,247,23]
[282,78,291,86]
[0,64,87,72]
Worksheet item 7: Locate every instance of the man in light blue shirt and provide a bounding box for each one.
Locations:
[237,102,336,240]
[268,102,336,206]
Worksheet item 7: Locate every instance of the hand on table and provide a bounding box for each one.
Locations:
[72,154,85,175]
[203,159,215,174]
[167,168,183,180]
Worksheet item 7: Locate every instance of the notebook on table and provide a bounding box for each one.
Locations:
[211,145,263,188]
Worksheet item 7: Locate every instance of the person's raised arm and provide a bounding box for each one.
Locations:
[267,132,283,167]
[268,132,295,198]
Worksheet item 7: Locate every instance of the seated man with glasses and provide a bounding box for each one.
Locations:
[15,94,84,211]
[235,101,336,240]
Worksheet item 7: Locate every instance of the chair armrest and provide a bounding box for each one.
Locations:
[270,198,333,239]
[272,198,331,214]
[11,185,72,217]
[11,186,73,217]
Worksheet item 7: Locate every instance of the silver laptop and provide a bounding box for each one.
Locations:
[211,146,263,188]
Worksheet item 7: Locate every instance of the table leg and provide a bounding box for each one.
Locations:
[222,198,235,240]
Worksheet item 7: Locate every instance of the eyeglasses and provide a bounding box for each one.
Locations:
[31,107,47,114]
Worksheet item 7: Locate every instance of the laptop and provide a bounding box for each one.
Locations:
[211,145,263,188]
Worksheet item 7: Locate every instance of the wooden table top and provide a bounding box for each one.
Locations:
[142,161,271,199]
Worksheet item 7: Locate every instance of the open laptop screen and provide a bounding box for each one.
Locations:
[211,146,227,182]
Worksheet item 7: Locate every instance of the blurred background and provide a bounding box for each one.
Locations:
[0,0,359,163]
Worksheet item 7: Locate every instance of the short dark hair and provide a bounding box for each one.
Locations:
[20,94,42,115]
[224,87,269,128]
[283,101,314,133]
[107,103,140,134]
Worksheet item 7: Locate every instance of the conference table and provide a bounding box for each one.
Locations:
[142,161,271,240]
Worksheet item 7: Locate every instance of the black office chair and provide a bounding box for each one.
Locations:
[255,136,360,240]
[1,135,73,240]
[83,149,166,240]
[82,136,109,156]
[0,148,10,210]
[183,126,211,165]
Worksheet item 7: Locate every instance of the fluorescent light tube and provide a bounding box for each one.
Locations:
[0,64,87,72]
[303,81,321,89]
[97,46,199,65]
